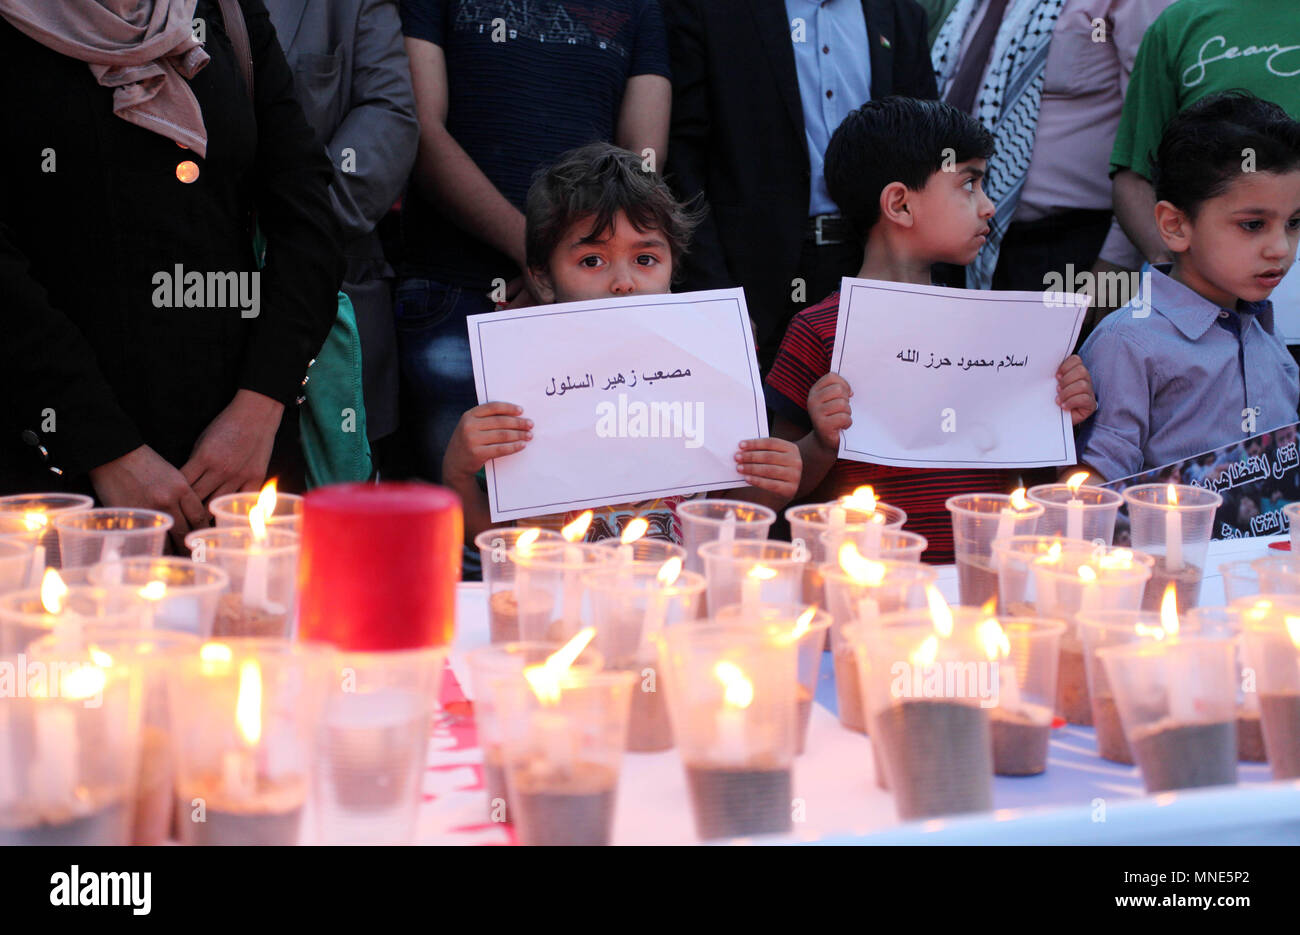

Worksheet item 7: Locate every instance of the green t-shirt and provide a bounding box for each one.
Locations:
[1111,0,1300,180]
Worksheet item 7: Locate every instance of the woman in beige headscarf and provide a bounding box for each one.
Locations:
[0,0,342,542]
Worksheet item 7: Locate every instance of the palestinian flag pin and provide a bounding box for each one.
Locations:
[880,35,891,48]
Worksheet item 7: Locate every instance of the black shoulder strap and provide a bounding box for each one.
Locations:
[216,0,254,103]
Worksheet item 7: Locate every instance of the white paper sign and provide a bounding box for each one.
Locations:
[831,278,1088,469]
[467,289,768,521]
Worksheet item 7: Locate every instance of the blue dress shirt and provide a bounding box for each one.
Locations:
[1079,264,1300,481]
[785,0,872,217]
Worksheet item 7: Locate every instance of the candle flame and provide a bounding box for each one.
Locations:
[925,586,953,638]
[620,517,649,545]
[1009,487,1029,510]
[1077,565,1097,583]
[843,485,877,514]
[1244,599,1272,622]
[1135,623,1167,641]
[1035,541,1064,567]
[790,606,818,642]
[256,479,278,519]
[1167,484,1179,507]
[561,511,593,543]
[1096,549,1134,571]
[1286,616,1300,649]
[40,568,68,615]
[1160,583,1179,636]
[910,635,939,667]
[524,626,596,706]
[138,580,167,601]
[248,502,268,543]
[516,527,542,556]
[60,662,107,701]
[837,541,886,585]
[979,597,997,618]
[714,661,754,709]
[22,511,47,531]
[977,617,1011,661]
[1066,472,1090,495]
[747,564,778,582]
[200,642,233,663]
[656,556,683,586]
[89,648,114,668]
[235,659,262,746]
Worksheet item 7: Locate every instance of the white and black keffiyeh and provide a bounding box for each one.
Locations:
[932,0,1066,290]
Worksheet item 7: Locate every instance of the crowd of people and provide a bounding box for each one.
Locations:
[2,0,1299,569]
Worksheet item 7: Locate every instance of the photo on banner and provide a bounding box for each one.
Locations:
[1100,422,1300,542]
[831,277,1088,469]
[466,288,768,521]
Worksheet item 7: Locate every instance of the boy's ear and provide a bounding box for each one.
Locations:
[878,182,914,228]
[1153,200,1191,254]
[526,264,556,305]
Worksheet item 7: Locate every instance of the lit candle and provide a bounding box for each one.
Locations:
[826,504,847,556]
[223,658,262,801]
[560,511,593,631]
[1165,485,1184,573]
[23,512,47,589]
[1033,542,1063,612]
[522,628,596,771]
[242,484,279,613]
[639,558,681,656]
[742,565,775,614]
[618,516,648,564]
[1066,472,1089,541]
[996,488,1030,542]
[713,661,752,764]
[719,510,736,544]
[1077,565,1099,615]
[838,541,885,622]
[99,533,125,583]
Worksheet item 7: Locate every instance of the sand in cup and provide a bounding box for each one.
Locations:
[1237,597,1300,778]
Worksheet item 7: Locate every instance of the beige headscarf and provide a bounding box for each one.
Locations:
[0,0,211,156]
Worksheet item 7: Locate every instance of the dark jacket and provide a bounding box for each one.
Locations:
[663,0,937,362]
[0,0,342,492]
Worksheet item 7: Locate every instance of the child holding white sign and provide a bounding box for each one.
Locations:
[443,143,802,544]
[766,98,1097,564]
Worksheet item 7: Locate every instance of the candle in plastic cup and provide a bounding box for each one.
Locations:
[1097,636,1238,793]
[0,643,141,845]
[713,604,831,756]
[788,501,906,607]
[592,536,687,566]
[1218,560,1264,603]
[315,646,447,843]
[983,618,1066,776]
[993,537,1153,726]
[583,563,705,752]
[0,493,94,571]
[0,539,34,594]
[851,608,996,821]
[509,541,615,643]
[0,580,151,654]
[210,491,305,534]
[53,508,172,569]
[821,554,936,735]
[88,557,229,637]
[1121,484,1221,613]
[1185,606,1267,763]
[185,528,300,639]
[824,527,928,566]
[947,492,1044,607]
[1028,480,1123,543]
[653,622,798,840]
[169,639,334,845]
[697,539,806,617]
[476,527,563,644]
[1286,503,1300,555]
[30,627,200,845]
[1235,597,1300,779]
[1250,555,1300,596]
[492,667,634,846]
[677,500,775,575]
[467,640,605,824]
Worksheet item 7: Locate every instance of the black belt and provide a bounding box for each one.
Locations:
[803,214,853,246]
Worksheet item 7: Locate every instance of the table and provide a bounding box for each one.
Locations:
[419,536,1300,845]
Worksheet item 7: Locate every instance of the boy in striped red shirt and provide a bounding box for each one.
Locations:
[766,98,1097,563]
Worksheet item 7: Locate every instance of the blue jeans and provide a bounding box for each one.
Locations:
[396,277,494,578]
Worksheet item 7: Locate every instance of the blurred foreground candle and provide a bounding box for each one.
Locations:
[0,493,94,571]
[88,557,228,636]
[1238,599,1300,779]
[52,508,172,569]
[298,483,462,651]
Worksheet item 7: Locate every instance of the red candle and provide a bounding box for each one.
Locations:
[297,483,462,651]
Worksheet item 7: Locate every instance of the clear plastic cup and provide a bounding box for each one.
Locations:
[185,528,300,639]
[169,638,334,845]
[0,583,151,654]
[1236,597,1300,779]
[54,508,172,569]
[1027,482,1124,543]
[29,627,201,845]
[987,618,1066,776]
[697,539,806,617]
[1096,636,1238,793]
[1286,502,1300,554]
[1122,484,1222,613]
[87,556,229,636]
[714,604,831,756]
[583,564,706,752]
[947,494,1044,607]
[0,539,34,594]
[475,527,564,644]
[314,646,447,843]
[1219,560,1264,603]
[1186,606,1267,763]
[788,501,907,608]
[493,668,635,846]
[592,537,687,566]
[466,641,605,825]
[0,493,94,571]
[993,537,1153,726]
[677,500,775,575]
[821,559,936,734]
[210,491,305,534]
[508,541,616,643]
[0,642,141,845]
[851,609,996,821]
[825,527,928,565]
[653,622,798,840]
[1251,555,1300,596]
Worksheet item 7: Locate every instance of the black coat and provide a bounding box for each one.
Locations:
[0,0,342,492]
[663,0,938,360]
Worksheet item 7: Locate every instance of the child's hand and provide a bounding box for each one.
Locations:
[735,438,802,501]
[808,373,853,452]
[442,402,533,479]
[1056,355,1096,426]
